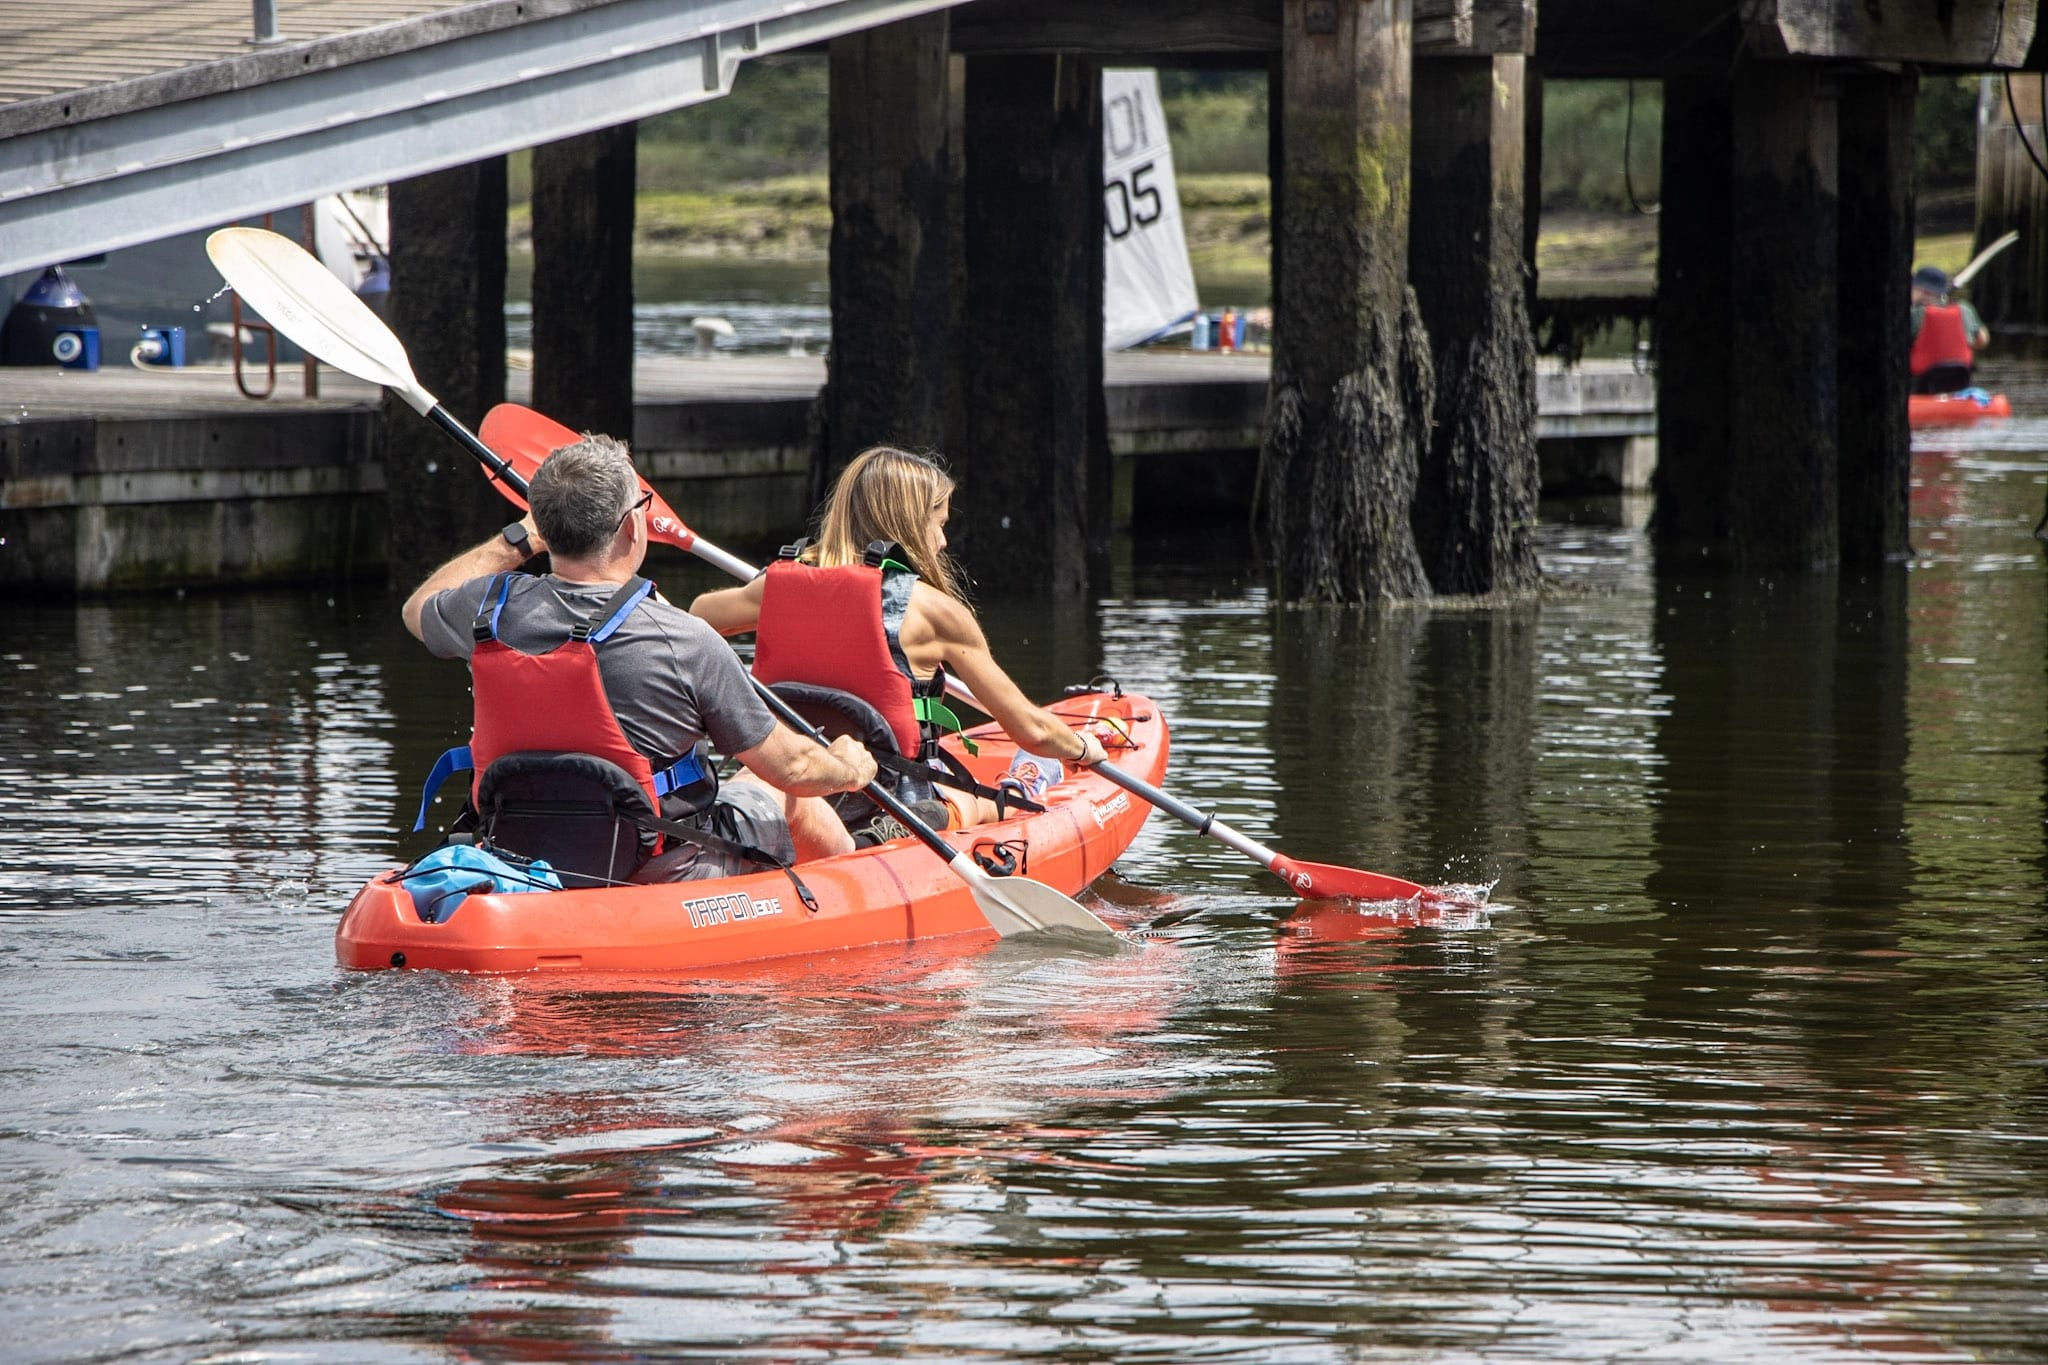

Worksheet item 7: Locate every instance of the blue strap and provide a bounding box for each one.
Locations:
[413,744,473,832]
[650,746,708,799]
[587,578,654,642]
[471,572,515,642]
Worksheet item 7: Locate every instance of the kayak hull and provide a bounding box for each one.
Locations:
[337,690,1166,973]
[1909,391,2010,427]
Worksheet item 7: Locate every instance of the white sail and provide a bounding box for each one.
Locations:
[1102,70,1199,351]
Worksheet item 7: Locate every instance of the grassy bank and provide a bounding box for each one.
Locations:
[508,172,1978,299]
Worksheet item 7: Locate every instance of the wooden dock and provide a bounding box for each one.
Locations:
[1,351,1653,591]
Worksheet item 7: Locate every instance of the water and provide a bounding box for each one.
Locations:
[504,251,1269,356]
[5,377,2048,1361]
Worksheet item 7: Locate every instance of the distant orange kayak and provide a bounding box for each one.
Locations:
[1910,390,2011,427]
[337,690,1164,974]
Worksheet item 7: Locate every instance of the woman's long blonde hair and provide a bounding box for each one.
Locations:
[809,446,967,601]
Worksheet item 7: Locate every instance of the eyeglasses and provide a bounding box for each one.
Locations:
[616,490,653,533]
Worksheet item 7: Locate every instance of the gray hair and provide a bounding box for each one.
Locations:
[529,433,638,558]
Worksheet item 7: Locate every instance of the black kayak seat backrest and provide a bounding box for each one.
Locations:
[766,680,902,755]
[764,680,935,824]
[476,750,655,890]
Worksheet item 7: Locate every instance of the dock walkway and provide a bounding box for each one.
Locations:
[2,352,1654,590]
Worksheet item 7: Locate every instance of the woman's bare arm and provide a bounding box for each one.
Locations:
[689,576,766,636]
[913,589,1104,764]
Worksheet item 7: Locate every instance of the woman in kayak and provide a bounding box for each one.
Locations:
[690,445,1108,831]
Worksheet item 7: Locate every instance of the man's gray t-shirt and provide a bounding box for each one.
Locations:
[421,573,775,764]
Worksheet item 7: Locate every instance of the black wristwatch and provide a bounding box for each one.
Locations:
[501,520,532,556]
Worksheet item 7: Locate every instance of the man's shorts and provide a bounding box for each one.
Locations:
[631,783,797,883]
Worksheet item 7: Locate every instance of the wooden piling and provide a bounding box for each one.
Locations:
[1654,75,1735,561]
[1410,50,1540,596]
[1729,61,1838,570]
[819,17,954,496]
[1256,0,1432,603]
[1973,75,2048,332]
[1836,69,1915,566]
[531,123,637,442]
[380,158,508,584]
[958,53,1109,597]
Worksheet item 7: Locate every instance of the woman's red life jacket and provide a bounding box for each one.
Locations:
[1911,304,1974,375]
[752,547,938,760]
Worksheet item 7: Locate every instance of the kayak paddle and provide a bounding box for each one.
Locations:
[1952,229,2019,291]
[202,227,1116,943]
[478,402,1433,904]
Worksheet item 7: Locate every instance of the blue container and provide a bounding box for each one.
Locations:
[135,325,186,367]
[1190,314,1211,351]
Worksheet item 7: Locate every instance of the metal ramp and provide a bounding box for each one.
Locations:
[0,0,968,276]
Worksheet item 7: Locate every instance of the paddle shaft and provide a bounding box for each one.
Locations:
[742,670,1027,901]
[429,406,525,492]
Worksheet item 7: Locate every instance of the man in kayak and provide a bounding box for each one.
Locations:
[402,434,877,880]
[1910,264,1990,395]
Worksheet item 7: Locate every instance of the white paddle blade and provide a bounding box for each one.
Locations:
[952,853,1119,940]
[1953,230,2020,290]
[205,228,435,413]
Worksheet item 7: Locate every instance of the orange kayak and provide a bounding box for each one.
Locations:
[1909,390,2011,427]
[337,690,1166,974]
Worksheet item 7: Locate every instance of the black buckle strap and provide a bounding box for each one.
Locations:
[632,807,821,913]
[971,838,1028,877]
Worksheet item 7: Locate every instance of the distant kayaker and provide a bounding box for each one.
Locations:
[1910,264,1990,396]
[690,446,1109,834]
[402,434,878,880]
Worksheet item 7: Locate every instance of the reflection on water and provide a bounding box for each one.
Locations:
[5,392,2048,1360]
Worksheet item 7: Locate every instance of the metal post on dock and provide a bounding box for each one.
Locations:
[250,0,282,45]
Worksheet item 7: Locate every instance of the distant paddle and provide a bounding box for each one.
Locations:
[1952,230,2019,291]
[202,227,1117,944]
[480,401,1436,905]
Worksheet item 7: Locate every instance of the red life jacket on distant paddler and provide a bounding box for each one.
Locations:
[752,543,949,761]
[1911,304,1974,376]
[412,573,710,837]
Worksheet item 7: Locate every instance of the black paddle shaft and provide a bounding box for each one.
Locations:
[744,677,959,864]
[429,406,526,497]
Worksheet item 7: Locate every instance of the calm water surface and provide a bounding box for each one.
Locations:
[5,375,2048,1362]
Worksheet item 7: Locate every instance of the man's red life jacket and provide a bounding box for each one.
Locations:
[752,548,939,760]
[411,573,709,840]
[466,575,659,808]
[1911,303,1974,375]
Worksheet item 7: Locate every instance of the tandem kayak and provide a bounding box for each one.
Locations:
[337,690,1166,974]
[1909,389,2011,427]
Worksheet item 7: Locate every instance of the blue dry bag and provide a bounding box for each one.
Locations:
[401,844,563,924]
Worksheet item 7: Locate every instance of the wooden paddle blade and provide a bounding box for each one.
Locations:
[477,403,698,552]
[1268,854,1427,904]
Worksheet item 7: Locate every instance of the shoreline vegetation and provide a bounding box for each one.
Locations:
[507,176,1977,299]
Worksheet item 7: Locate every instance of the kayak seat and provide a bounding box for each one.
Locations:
[765,680,936,827]
[475,750,656,890]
